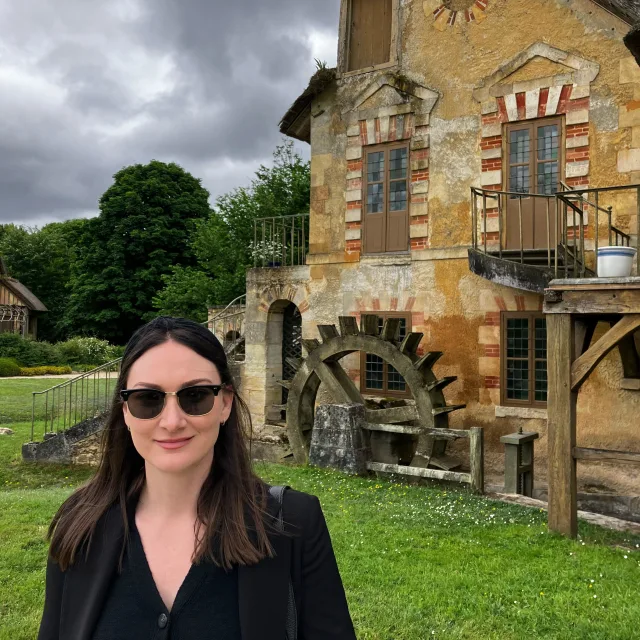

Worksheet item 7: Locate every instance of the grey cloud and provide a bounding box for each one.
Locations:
[0,0,340,225]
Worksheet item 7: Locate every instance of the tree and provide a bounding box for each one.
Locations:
[65,161,211,343]
[0,220,86,342]
[154,141,310,317]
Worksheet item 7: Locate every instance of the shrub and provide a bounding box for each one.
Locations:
[19,366,73,377]
[56,337,119,366]
[0,357,21,377]
[0,334,63,367]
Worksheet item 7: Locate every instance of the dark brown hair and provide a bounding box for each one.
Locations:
[49,316,273,571]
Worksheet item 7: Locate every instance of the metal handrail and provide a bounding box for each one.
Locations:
[203,294,246,364]
[471,187,557,267]
[31,358,122,441]
[253,213,309,268]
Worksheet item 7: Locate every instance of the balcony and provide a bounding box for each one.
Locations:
[469,184,640,293]
[252,213,309,268]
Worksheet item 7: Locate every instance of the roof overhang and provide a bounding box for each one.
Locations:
[0,277,48,312]
[279,68,336,144]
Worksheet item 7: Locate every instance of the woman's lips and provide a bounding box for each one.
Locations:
[155,437,194,450]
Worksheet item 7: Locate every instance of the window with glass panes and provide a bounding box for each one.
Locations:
[360,312,412,397]
[363,143,409,254]
[506,118,562,196]
[500,312,548,408]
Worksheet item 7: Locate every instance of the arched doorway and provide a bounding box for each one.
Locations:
[281,303,302,406]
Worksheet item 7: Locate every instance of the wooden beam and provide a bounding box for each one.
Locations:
[317,325,339,342]
[415,351,443,372]
[427,376,457,392]
[544,289,640,315]
[360,314,380,336]
[469,427,484,494]
[400,332,424,355]
[366,461,471,484]
[432,404,466,416]
[421,427,471,440]
[573,447,640,464]
[364,423,423,435]
[617,331,640,379]
[547,314,578,538]
[571,315,640,391]
[302,339,320,354]
[574,318,597,358]
[338,316,359,336]
[381,317,401,342]
[365,405,419,424]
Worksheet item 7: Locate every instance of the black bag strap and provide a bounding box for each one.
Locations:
[268,485,297,640]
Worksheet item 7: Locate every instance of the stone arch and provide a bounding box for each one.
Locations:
[264,298,303,422]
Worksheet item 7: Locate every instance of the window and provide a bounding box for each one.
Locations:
[504,117,563,251]
[364,143,409,254]
[360,312,411,397]
[347,0,393,72]
[501,312,548,408]
[506,118,561,196]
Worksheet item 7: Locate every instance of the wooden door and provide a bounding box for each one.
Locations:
[505,119,561,250]
[363,143,409,254]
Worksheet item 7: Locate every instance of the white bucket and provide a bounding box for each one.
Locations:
[597,246,637,277]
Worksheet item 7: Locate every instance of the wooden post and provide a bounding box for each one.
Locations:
[469,427,484,494]
[547,313,578,537]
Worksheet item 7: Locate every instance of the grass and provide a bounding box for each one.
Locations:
[1,381,640,639]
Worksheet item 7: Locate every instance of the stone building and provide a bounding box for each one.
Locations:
[238,0,640,508]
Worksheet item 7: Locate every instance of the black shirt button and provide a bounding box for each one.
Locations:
[158,613,168,629]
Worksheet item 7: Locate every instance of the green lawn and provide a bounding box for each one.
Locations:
[1,381,639,639]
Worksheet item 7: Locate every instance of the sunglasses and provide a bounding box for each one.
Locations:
[120,385,224,420]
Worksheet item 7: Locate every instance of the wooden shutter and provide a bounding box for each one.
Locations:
[348,0,393,72]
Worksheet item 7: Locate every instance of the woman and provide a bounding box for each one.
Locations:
[39,316,356,640]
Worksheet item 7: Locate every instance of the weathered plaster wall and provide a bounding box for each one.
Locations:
[243,0,640,496]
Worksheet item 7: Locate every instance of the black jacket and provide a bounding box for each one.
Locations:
[38,488,356,640]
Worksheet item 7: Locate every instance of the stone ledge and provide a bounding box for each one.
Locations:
[22,415,107,464]
[358,252,412,266]
[486,492,640,532]
[495,405,548,419]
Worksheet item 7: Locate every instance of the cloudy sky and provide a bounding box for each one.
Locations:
[0,0,340,227]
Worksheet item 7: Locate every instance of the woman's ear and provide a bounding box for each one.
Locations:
[220,389,234,424]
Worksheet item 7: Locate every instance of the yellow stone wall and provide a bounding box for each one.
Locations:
[245,0,640,495]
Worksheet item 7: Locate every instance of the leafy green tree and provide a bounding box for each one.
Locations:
[152,266,215,323]
[154,141,310,317]
[0,220,86,341]
[65,161,211,343]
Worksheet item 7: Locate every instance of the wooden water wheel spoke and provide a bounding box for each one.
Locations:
[365,405,419,424]
[286,314,465,466]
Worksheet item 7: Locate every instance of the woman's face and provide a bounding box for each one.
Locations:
[123,340,233,475]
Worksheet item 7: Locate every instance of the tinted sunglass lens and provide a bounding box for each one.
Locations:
[178,387,217,416]
[127,390,165,419]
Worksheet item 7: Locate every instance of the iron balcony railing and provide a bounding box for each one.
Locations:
[203,294,246,364]
[471,184,639,278]
[252,213,309,268]
[556,184,637,277]
[31,359,121,442]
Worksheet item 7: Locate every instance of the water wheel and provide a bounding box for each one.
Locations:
[283,314,465,469]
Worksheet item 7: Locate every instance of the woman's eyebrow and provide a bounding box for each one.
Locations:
[130,378,215,390]
[179,378,215,388]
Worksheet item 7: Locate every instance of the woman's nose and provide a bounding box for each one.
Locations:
[158,395,187,429]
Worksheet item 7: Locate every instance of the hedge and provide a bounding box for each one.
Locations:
[18,366,73,377]
[0,357,21,377]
